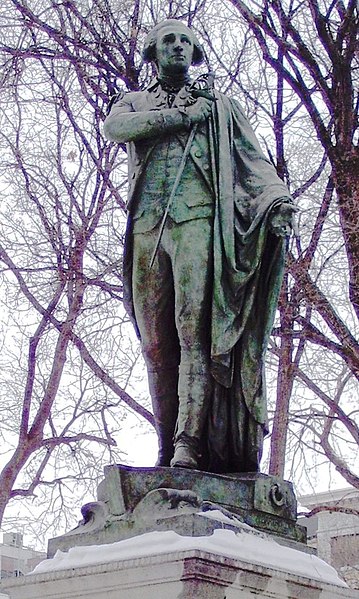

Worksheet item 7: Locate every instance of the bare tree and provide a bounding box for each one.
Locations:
[0,0,156,536]
[0,0,358,546]
[221,0,358,485]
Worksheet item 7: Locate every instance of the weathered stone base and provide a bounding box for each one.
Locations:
[2,542,358,599]
[48,464,308,557]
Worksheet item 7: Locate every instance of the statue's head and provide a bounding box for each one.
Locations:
[143,19,204,73]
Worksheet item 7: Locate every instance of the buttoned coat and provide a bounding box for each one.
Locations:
[108,80,293,472]
[110,80,214,232]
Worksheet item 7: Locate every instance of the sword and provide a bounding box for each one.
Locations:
[149,73,215,269]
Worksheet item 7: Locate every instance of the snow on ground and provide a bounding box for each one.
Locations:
[32,524,346,588]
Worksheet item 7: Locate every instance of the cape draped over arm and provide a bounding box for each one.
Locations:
[120,87,293,471]
[207,93,291,471]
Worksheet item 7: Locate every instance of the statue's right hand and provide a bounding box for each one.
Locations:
[183,97,213,124]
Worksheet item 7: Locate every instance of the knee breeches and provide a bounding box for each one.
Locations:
[132,217,213,376]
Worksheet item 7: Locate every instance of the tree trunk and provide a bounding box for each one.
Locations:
[332,153,359,320]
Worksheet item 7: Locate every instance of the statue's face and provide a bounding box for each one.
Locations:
[156,24,194,75]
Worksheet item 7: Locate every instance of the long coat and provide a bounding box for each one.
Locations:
[121,85,292,472]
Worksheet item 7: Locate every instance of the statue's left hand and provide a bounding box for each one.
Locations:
[268,202,298,238]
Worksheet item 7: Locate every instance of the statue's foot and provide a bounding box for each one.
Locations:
[170,442,198,469]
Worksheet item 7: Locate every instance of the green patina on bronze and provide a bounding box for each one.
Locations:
[104,19,295,473]
[47,465,309,558]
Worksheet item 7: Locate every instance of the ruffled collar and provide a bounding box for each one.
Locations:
[146,78,193,109]
[157,75,190,93]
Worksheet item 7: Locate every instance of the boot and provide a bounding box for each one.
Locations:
[152,394,179,466]
[170,437,199,469]
[148,367,179,467]
[170,363,211,470]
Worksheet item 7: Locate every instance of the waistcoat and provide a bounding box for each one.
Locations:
[130,84,214,234]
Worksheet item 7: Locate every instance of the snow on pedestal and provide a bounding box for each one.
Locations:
[2,521,359,598]
[33,527,344,584]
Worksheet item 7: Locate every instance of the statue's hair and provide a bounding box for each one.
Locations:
[142,19,204,66]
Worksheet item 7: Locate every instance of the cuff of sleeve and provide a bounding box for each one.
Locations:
[177,107,192,130]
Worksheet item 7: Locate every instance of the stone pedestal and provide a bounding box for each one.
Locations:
[2,465,359,598]
[47,465,308,556]
[2,528,359,598]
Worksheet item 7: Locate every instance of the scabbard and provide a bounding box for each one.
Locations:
[149,123,198,268]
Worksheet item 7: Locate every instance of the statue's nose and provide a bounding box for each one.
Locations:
[174,36,184,50]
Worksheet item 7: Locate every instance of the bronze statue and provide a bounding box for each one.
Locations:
[104,20,295,473]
